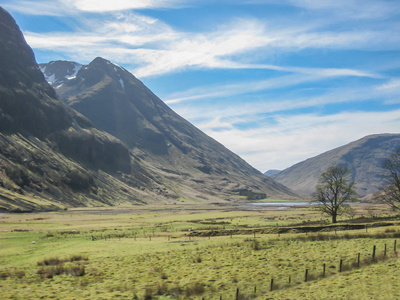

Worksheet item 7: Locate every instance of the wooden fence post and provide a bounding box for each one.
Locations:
[236,288,239,300]
[289,276,291,284]
[372,245,376,261]
[323,263,326,277]
[305,269,308,282]
[270,278,274,291]
[339,259,343,272]
[357,253,360,268]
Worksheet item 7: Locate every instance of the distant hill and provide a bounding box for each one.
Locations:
[264,170,281,177]
[40,58,296,201]
[271,134,400,197]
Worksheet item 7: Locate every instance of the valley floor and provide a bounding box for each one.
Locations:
[1,202,399,299]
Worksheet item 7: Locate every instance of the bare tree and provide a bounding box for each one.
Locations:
[376,148,400,210]
[313,166,357,223]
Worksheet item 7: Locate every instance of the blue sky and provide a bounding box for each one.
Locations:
[2,0,400,172]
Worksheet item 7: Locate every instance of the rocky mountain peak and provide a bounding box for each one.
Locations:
[39,60,82,87]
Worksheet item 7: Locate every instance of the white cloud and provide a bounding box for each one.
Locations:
[19,5,398,78]
[2,1,76,16]
[69,0,190,12]
[165,69,381,106]
[2,0,191,15]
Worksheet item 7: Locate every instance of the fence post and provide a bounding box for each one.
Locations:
[339,259,343,272]
[372,245,376,261]
[270,278,274,291]
[254,285,256,294]
[395,240,397,253]
[236,288,239,300]
[289,276,291,284]
[305,269,308,282]
[357,253,360,268]
[323,263,326,277]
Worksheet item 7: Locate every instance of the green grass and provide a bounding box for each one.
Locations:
[1,204,400,299]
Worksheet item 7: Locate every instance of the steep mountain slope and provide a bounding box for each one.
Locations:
[271,134,400,197]
[0,7,164,211]
[40,58,296,200]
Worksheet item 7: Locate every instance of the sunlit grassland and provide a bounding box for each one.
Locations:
[1,203,400,299]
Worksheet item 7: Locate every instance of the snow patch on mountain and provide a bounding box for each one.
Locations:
[66,63,82,80]
[113,66,125,92]
[118,78,125,91]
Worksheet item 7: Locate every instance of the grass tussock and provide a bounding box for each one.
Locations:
[36,255,88,278]
[0,269,25,280]
[37,264,85,278]
[184,281,205,296]
[37,254,88,266]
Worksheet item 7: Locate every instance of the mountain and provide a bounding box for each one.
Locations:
[271,134,400,197]
[264,170,281,177]
[40,58,296,201]
[0,7,170,211]
[39,60,82,88]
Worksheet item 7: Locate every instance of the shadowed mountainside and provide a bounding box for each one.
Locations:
[271,134,400,197]
[0,7,173,211]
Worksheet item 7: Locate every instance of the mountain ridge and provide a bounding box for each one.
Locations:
[271,133,400,197]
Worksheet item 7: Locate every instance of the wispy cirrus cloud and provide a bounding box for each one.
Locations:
[69,0,192,12]
[165,68,381,105]
[2,0,192,15]
[23,15,399,77]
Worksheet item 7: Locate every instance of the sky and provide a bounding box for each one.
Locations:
[2,0,400,172]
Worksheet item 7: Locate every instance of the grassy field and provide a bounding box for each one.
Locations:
[1,202,400,299]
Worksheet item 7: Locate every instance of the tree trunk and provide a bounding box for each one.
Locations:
[332,213,337,223]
